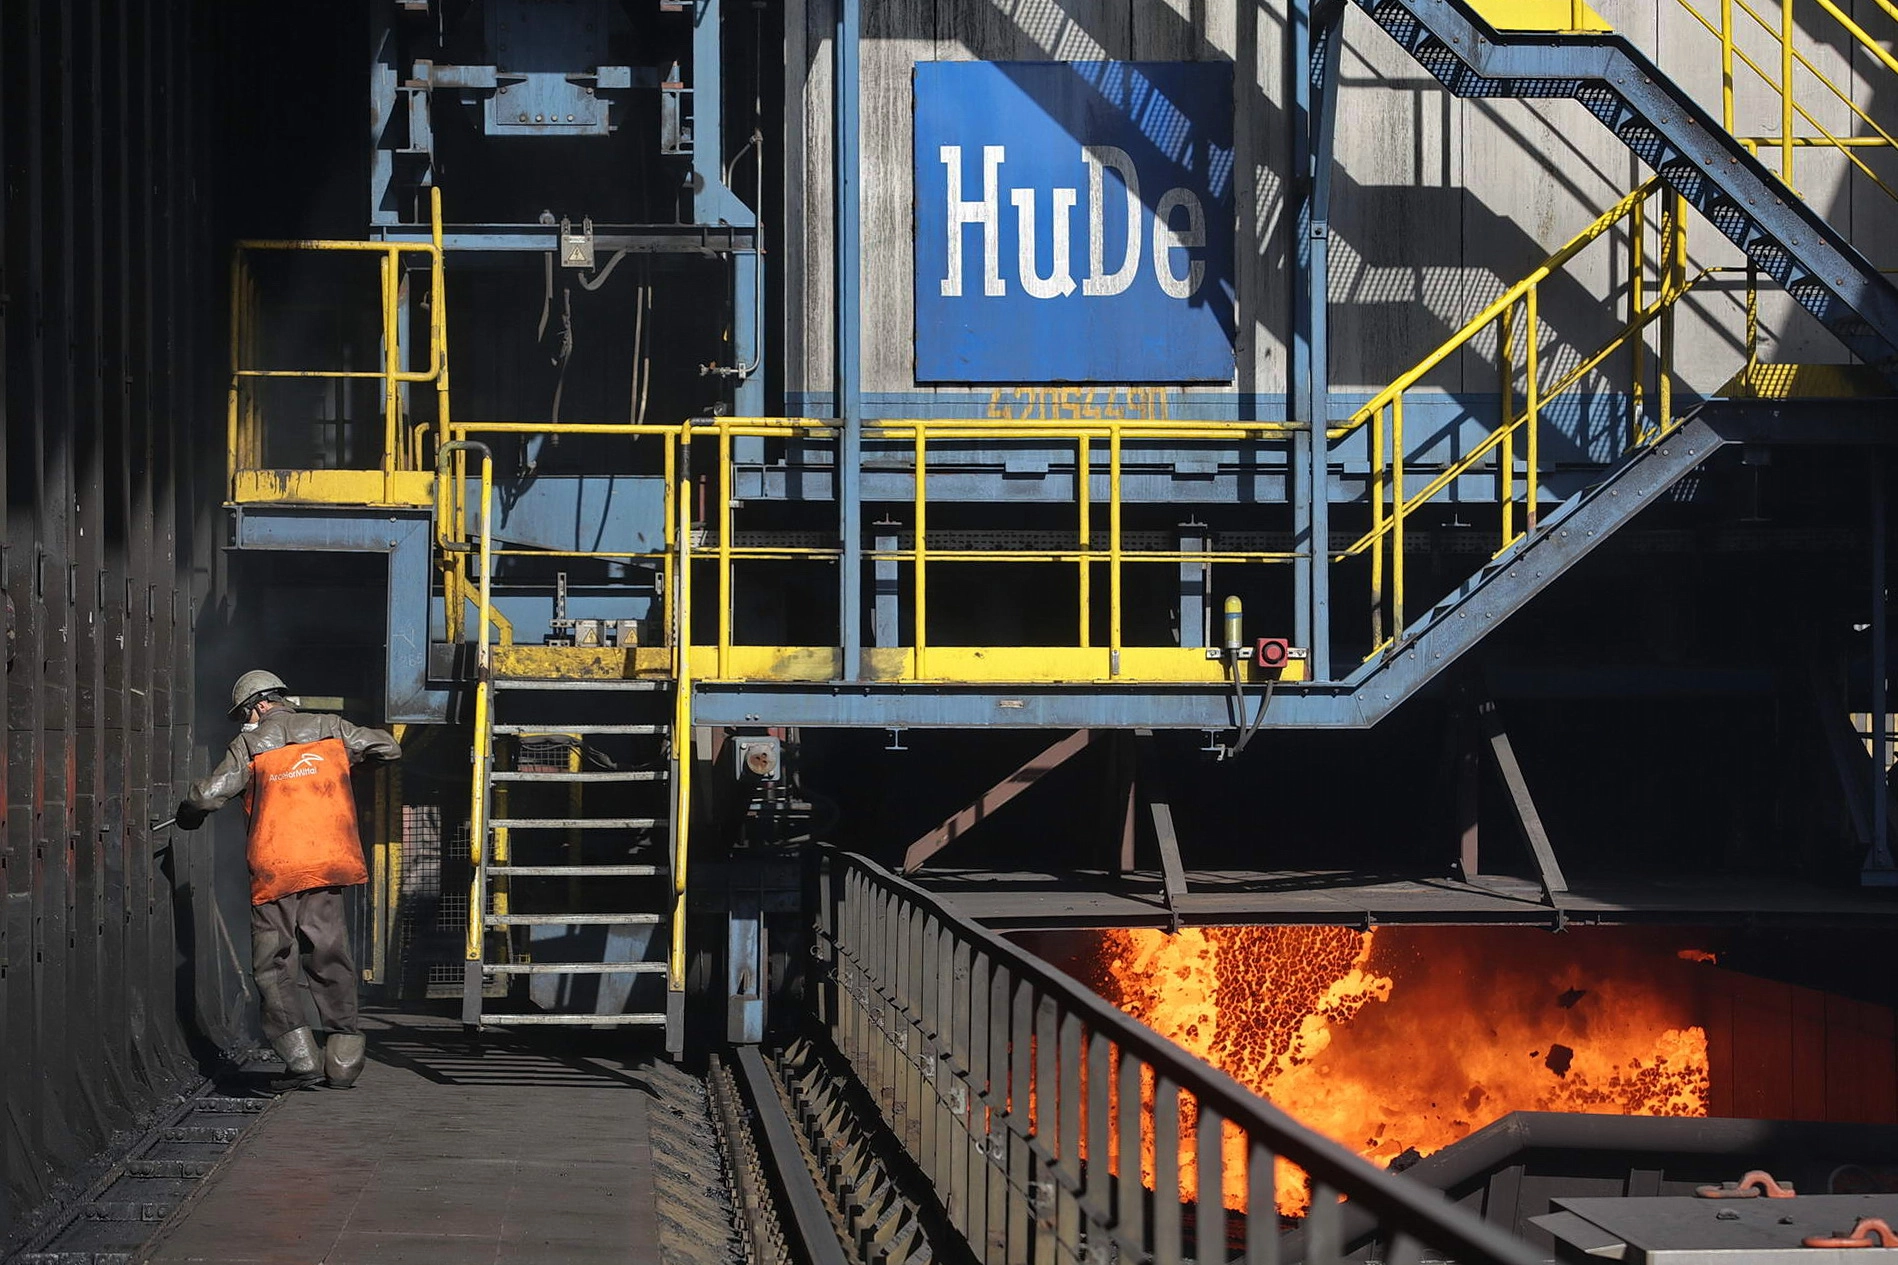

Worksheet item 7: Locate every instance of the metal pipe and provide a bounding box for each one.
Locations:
[836,0,864,680]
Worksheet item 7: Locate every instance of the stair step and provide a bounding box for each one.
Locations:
[492,724,666,735]
[474,1013,669,1026]
[491,770,666,783]
[486,912,665,926]
[491,817,663,830]
[494,678,670,691]
[485,962,668,975]
[489,864,662,877]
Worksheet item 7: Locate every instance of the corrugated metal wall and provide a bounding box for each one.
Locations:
[1,0,242,1244]
[784,0,1898,412]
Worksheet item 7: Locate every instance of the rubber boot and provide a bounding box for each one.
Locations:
[324,1032,367,1089]
[269,1026,324,1091]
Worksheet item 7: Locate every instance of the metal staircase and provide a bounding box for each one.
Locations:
[1340,409,1735,723]
[1349,0,1898,383]
[461,677,678,1034]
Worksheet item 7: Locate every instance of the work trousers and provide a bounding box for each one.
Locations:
[251,885,359,1040]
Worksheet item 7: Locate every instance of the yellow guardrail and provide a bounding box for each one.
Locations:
[439,441,496,977]
[1332,177,1700,658]
[1677,0,1898,202]
[228,186,450,506]
[443,416,1307,687]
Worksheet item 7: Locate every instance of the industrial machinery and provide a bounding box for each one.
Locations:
[219,0,1897,1059]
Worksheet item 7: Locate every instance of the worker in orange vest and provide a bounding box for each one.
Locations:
[176,670,401,1089]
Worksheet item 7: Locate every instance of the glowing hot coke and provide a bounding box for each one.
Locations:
[1085,926,1710,1215]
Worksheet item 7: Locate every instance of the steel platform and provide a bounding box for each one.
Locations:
[916,869,1898,929]
[140,1010,735,1265]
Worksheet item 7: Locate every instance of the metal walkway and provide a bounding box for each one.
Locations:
[136,1012,736,1265]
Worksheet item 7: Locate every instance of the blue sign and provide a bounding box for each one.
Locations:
[913,61,1235,384]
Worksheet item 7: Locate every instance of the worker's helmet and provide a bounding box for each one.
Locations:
[229,669,289,719]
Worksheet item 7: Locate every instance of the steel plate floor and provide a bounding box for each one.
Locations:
[139,1009,730,1265]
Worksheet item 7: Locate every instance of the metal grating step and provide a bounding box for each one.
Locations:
[489,864,661,877]
[485,912,665,926]
[484,962,668,975]
[493,678,670,691]
[474,1013,669,1026]
[492,723,666,735]
[490,770,666,783]
[490,817,662,830]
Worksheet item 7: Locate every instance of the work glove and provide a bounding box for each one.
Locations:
[175,802,208,831]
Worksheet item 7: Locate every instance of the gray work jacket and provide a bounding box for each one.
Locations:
[184,707,401,814]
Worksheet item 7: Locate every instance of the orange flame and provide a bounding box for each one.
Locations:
[1090,926,1710,1216]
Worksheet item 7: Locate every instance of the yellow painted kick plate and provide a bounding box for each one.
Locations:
[232,468,435,507]
[1465,0,1611,33]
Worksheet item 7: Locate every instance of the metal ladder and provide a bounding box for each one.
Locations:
[462,677,676,1032]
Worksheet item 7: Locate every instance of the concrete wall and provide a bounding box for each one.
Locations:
[782,0,1898,422]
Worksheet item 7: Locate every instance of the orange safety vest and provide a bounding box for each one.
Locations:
[242,737,369,905]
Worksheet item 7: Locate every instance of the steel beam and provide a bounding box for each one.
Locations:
[1479,700,1569,902]
[230,511,448,722]
[900,730,1093,871]
[836,0,863,679]
[1136,732,1189,932]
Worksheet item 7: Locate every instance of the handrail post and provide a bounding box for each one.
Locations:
[1525,287,1540,532]
[436,440,494,1011]
[1371,404,1386,647]
[1077,436,1091,648]
[718,423,732,680]
[227,247,244,499]
[1392,395,1406,637]
[1630,197,1646,448]
[914,425,928,680]
[430,185,448,466]
[1781,0,1795,186]
[671,422,694,1036]
[1109,423,1122,676]
[1721,0,1735,133]
[662,435,677,657]
[1500,303,1516,548]
[381,253,399,478]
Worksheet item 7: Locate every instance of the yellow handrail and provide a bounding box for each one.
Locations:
[443,416,1305,686]
[1679,0,1898,201]
[227,186,450,495]
[1334,179,1694,661]
[438,440,494,974]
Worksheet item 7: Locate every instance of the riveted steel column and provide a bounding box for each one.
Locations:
[836,0,863,678]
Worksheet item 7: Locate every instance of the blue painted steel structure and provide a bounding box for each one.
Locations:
[837,0,865,679]
[238,0,1898,742]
